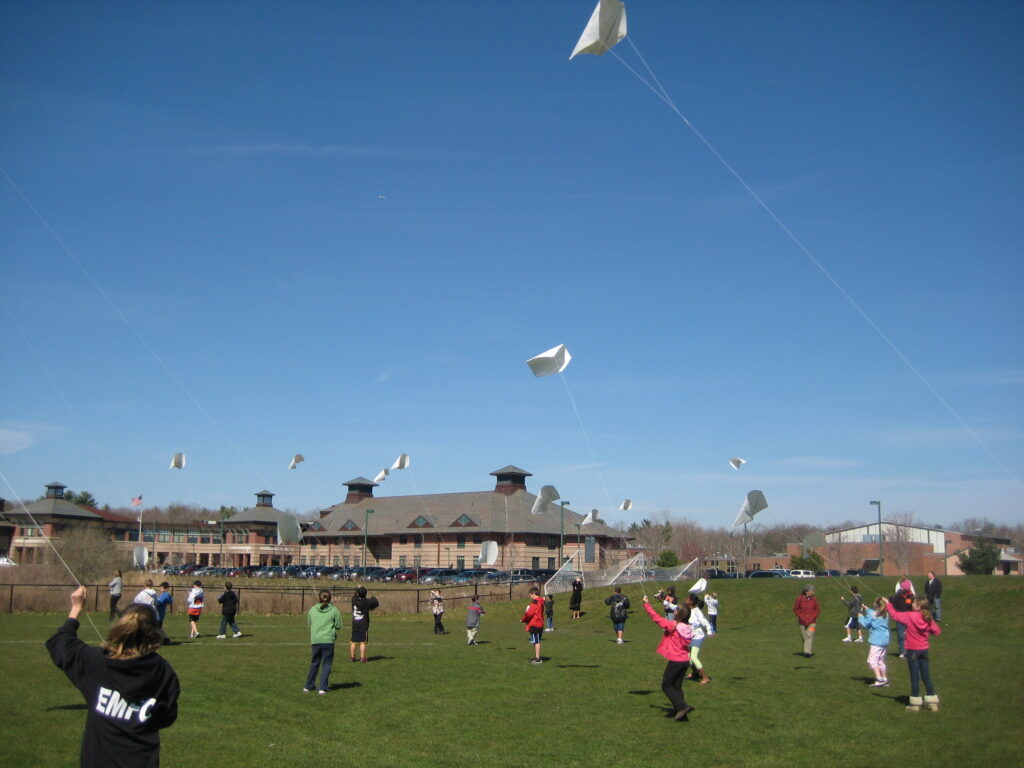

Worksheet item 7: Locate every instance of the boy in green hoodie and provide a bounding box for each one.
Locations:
[305,589,342,695]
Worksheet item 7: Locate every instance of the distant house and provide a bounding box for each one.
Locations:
[786,520,1014,577]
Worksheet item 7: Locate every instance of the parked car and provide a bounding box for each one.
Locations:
[789,569,816,579]
[815,569,841,578]
[454,569,493,583]
[748,570,785,578]
[482,570,511,583]
[704,568,738,579]
[845,569,881,577]
[420,568,461,585]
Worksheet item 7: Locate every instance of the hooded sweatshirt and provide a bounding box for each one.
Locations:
[643,602,693,662]
[46,618,180,768]
[521,596,545,630]
[887,608,940,651]
[857,608,891,647]
[466,600,486,628]
[351,594,380,626]
[307,602,342,644]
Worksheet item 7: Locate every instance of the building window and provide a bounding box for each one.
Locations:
[300,556,306,565]
[143,531,155,543]
[200,535,211,544]
[414,535,422,549]
[457,535,466,549]
[413,555,422,567]
[343,538,351,549]
[453,514,475,527]
[531,534,541,546]
[342,520,359,531]
[472,533,482,544]
[128,530,140,542]
[333,556,339,566]
[411,515,432,528]
[399,535,408,545]
[187,531,199,544]
[531,557,540,569]
[319,556,326,566]
[343,556,350,567]
[473,557,480,568]
[158,530,170,543]
[174,532,185,544]
[547,557,555,569]
[547,536,557,550]
[399,555,407,567]
[456,556,465,570]
[310,541,317,549]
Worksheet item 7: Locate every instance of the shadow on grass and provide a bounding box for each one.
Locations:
[46,703,88,711]
[628,690,655,695]
[364,656,394,662]
[328,682,363,691]
[558,664,600,669]
[850,675,876,685]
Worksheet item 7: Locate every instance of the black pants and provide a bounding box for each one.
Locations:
[109,595,121,620]
[661,660,689,713]
[433,613,445,633]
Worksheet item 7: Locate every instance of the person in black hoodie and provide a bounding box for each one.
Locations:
[46,586,180,768]
[216,582,241,639]
[350,586,380,663]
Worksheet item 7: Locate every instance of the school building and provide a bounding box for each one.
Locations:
[2,467,631,571]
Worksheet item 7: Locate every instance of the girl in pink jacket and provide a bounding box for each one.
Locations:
[642,594,694,722]
[885,596,941,712]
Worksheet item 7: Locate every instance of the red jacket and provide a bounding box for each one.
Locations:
[887,609,941,651]
[792,595,820,626]
[643,602,692,662]
[521,596,545,630]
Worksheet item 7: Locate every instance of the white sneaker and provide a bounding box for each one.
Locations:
[842,637,851,642]
[854,638,864,643]
[616,638,624,644]
[216,635,226,639]
[232,632,242,638]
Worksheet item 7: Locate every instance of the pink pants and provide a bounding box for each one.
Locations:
[867,644,887,678]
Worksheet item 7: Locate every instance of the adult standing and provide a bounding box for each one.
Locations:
[925,571,943,622]
[350,586,380,662]
[569,577,583,620]
[108,570,123,620]
[215,582,241,639]
[305,589,342,695]
[429,589,446,634]
[890,580,915,658]
[604,586,631,644]
[792,585,820,658]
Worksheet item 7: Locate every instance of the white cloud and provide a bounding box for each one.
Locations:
[0,427,34,454]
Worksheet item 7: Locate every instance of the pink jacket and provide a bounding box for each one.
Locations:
[643,602,692,662]
[887,609,940,651]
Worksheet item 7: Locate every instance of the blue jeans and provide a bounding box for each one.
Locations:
[906,649,935,697]
[305,643,335,692]
[219,615,240,635]
[894,622,906,654]
[545,616,554,630]
[932,598,942,622]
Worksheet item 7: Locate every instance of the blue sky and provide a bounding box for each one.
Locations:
[1,2,1021,530]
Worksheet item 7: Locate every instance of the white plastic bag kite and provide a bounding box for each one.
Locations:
[391,453,410,470]
[169,453,185,470]
[689,577,707,594]
[289,454,305,470]
[732,490,767,528]
[570,0,627,60]
[729,457,746,470]
[479,540,498,566]
[619,499,632,511]
[526,344,571,377]
[374,469,389,483]
[531,485,560,516]
[802,531,826,556]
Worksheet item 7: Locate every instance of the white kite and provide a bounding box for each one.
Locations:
[689,577,707,594]
[729,457,746,470]
[732,490,768,528]
[531,485,560,516]
[619,499,632,511]
[581,509,604,526]
[526,344,572,377]
[391,453,410,470]
[570,0,627,60]
[169,453,186,470]
[289,454,305,470]
[479,540,498,566]
[374,469,389,483]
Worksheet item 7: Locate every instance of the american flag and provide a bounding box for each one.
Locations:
[131,495,143,507]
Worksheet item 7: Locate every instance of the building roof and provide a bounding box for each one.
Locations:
[317,488,624,539]
[489,466,532,477]
[4,497,103,521]
[825,521,1011,545]
[231,505,302,544]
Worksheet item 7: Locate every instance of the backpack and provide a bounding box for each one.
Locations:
[611,596,628,621]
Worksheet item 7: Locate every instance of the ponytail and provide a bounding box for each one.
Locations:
[104,605,162,659]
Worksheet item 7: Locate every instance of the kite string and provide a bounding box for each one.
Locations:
[603,43,1021,492]
[0,470,106,642]
[559,373,616,511]
[0,166,276,491]
[1,299,133,506]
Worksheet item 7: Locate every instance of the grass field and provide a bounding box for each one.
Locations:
[1,576,1021,768]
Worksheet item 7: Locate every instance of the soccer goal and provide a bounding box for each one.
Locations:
[543,550,584,595]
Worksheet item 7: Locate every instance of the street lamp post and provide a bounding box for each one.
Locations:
[362,509,374,570]
[559,501,571,565]
[205,519,225,567]
[869,501,882,574]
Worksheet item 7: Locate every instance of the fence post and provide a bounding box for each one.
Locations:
[8,584,13,613]
[94,586,100,613]
[237,586,242,615]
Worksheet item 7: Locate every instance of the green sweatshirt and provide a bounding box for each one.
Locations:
[307,602,342,644]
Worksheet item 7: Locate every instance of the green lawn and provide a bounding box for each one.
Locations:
[1,576,1021,768]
